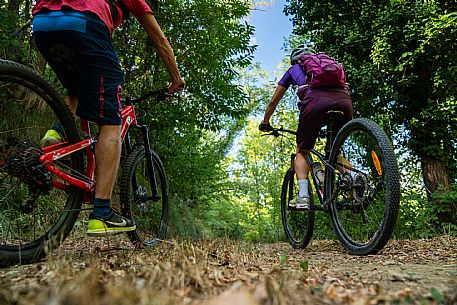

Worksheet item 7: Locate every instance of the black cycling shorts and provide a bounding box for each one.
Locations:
[33,10,124,125]
[297,90,353,150]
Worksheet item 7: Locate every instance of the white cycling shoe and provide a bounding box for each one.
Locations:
[289,195,310,210]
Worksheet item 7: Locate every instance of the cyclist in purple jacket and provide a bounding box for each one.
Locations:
[259,44,353,210]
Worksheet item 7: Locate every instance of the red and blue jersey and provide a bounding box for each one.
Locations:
[32,0,152,35]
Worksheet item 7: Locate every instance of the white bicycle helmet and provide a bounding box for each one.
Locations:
[290,44,315,64]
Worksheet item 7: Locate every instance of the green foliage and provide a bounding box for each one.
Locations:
[278,254,287,266]
[299,260,309,272]
[0,0,258,240]
[284,0,457,190]
[430,287,444,304]
[395,193,457,239]
[0,1,33,63]
[2,0,455,242]
[115,0,255,131]
[311,210,334,240]
[110,0,261,239]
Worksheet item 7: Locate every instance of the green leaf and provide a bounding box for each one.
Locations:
[430,287,443,303]
[299,260,309,272]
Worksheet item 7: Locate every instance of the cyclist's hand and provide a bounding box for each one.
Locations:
[168,78,186,94]
[259,122,273,132]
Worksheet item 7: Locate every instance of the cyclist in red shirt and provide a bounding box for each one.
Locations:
[32,0,185,236]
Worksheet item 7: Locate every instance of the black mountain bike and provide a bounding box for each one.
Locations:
[0,59,170,266]
[266,111,400,255]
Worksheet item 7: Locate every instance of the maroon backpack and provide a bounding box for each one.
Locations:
[297,53,346,94]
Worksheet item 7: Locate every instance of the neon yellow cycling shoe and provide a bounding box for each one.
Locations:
[87,209,136,236]
[40,129,63,147]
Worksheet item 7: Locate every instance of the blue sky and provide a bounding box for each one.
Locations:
[249,0,293,75]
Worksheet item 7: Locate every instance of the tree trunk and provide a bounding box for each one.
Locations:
[8,0,22,16]
[421,155,451,196]
[421,155,455,224]
[24,0,30,19]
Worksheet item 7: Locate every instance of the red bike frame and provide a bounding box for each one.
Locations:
[39,104,138,196]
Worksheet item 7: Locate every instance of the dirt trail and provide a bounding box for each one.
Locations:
[0,236,456,305]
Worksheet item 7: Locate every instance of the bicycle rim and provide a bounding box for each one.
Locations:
[0,60,83,266]
[327,118,400,255]
[280,169,314,249]
[120,147,169,247]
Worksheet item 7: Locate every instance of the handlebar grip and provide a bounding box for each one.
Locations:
[155,87,172,102]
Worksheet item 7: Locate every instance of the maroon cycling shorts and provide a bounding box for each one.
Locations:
[297,90,353,150]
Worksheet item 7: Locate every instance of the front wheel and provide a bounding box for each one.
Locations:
[119,146,169,247]
[280,169,315,249]
[326,118,400,255]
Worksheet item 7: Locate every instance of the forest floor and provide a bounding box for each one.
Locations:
[0,235,456,305]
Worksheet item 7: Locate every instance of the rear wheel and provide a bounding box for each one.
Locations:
[280,169,315,248]
[120,147,169,247]
[326,118,400,255]
[0,60,84,266]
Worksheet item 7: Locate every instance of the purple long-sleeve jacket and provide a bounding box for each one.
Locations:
[278,64,307,89]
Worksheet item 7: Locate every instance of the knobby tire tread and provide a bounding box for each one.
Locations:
[328,118,400,255]
[119,146,169,247]
[280,169,314,249]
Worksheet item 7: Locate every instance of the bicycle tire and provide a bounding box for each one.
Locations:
[0,60,84,267]
[280,169,315,249]
[326,118,400,255]
[119,146,169,247]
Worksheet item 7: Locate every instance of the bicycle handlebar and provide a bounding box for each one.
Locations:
[262,127,297,137]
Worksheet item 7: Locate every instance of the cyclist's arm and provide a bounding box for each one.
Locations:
[262,85,287,124]
[141,13,185,92]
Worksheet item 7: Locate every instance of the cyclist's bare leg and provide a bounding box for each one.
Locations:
[87,124,135,233]
[295,147,310,180]
[291,147,311,208]
[62,97,121,200]
[94,124,122,199]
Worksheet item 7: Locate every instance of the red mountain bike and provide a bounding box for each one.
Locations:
[0,59,170,267]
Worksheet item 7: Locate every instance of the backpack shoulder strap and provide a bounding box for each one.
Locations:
[105,0,130,24]
[117,0,130,18]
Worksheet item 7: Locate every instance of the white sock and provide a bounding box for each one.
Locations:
[297,179,309,197]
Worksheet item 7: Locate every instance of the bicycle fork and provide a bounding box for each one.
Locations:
[136,124,160,201]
